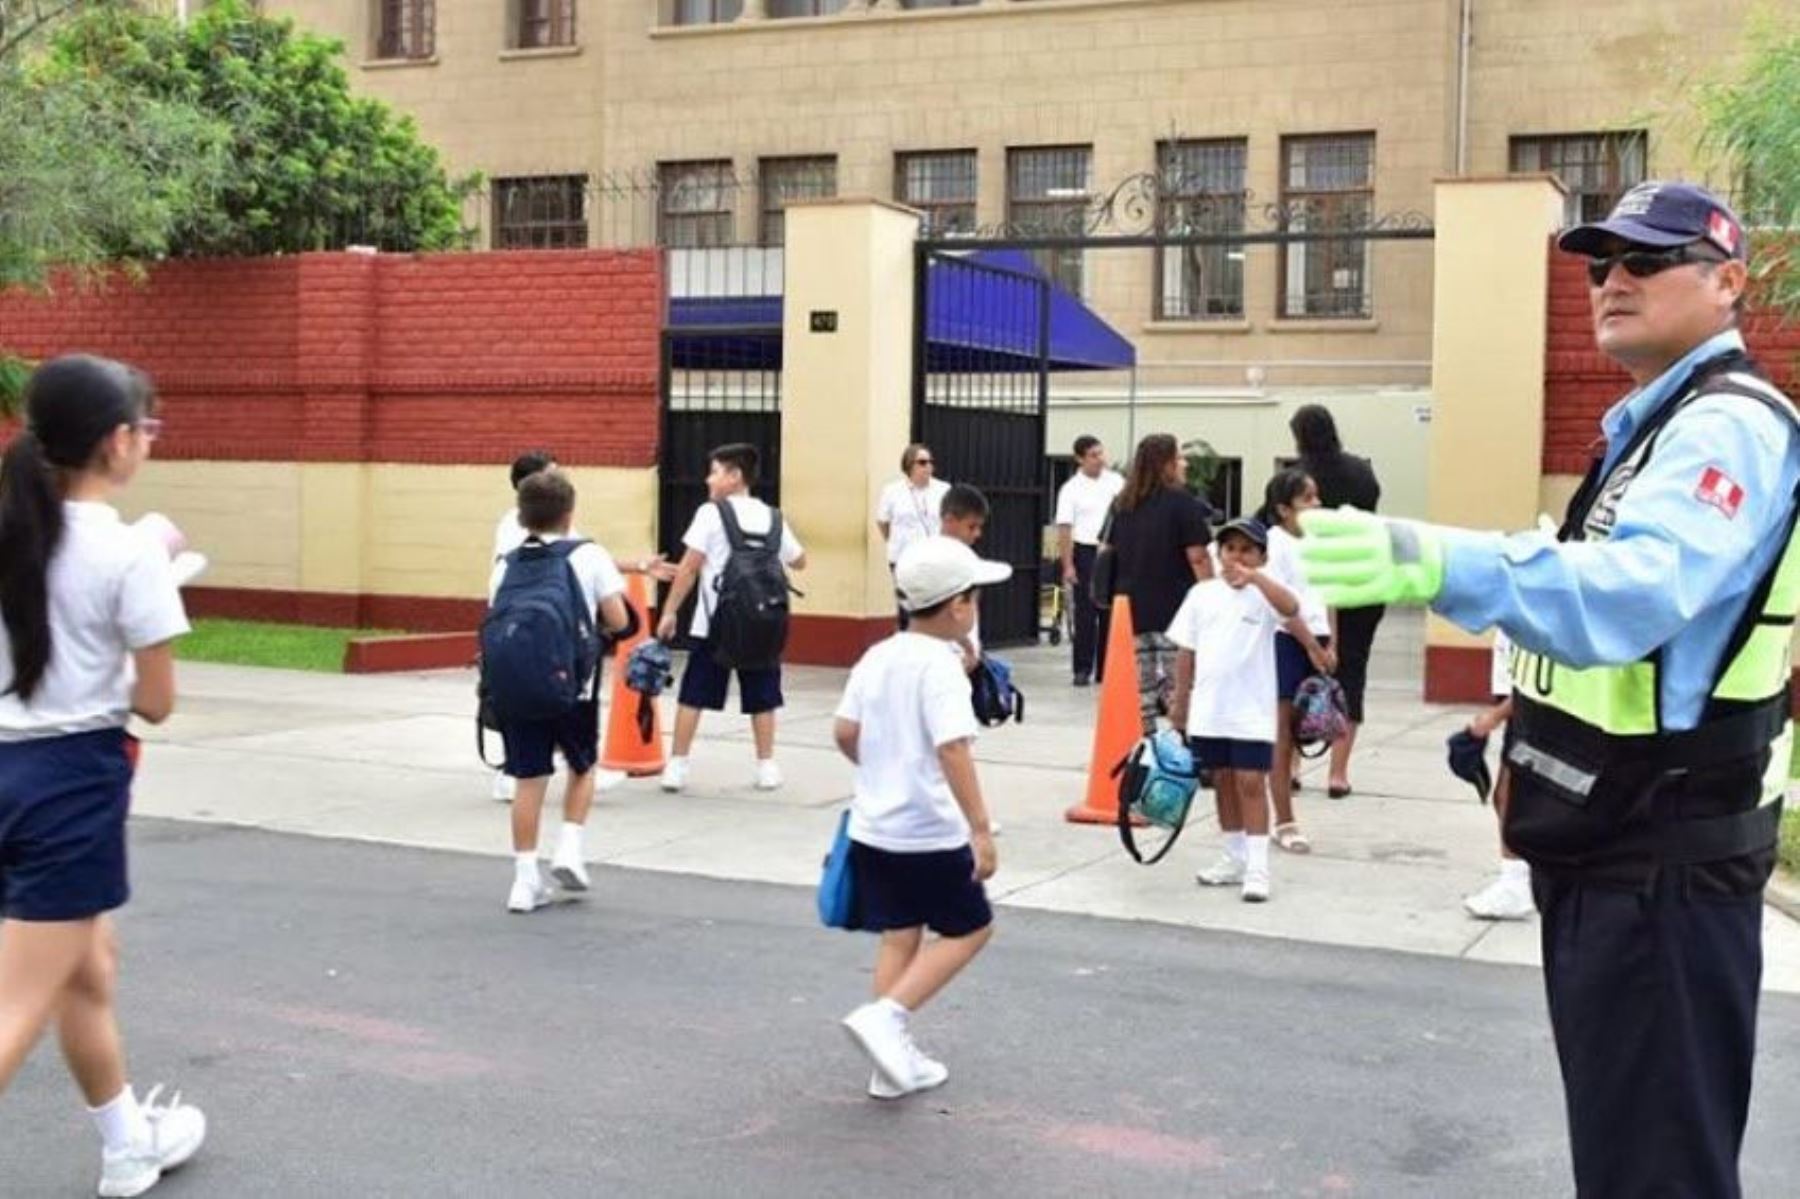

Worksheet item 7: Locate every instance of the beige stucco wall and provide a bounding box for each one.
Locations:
[119,462,306,591]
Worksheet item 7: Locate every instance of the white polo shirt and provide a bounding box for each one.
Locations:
[1054,469,1124,545]
[1266,526,1331,638]
[877,477,951,565]
[838,631,981,852]
[1166,577,1283,744]
[682,496,804,641]
[0,502,191,741]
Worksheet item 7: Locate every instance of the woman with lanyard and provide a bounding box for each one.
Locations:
[876,444,950,628]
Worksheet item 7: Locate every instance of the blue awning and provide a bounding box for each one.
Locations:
[667,250,1135,373]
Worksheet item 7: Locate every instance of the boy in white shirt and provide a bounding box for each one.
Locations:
[1167,517,1300,903]
[487,470,631,913]
[656,443,806,792]
[836,537,1009,1099]
[1055,435,1124,685]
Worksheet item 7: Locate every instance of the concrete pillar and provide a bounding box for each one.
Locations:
[779,198,923,664]
[1422,175,1566,701]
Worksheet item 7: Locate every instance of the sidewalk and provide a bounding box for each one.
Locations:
[133,609,1800,992]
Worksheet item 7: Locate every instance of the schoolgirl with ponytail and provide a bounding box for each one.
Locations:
[0,355,206,1196]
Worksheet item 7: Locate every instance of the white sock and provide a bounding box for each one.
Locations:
[89,1086,150,1155]
[666,755,688,769]
[1245,835,1271,874]
[877,996,909,1020]
[1224,831,1248,862]
[514,852,539,881]
[557,822,584,857]
[1501,858,1531,883]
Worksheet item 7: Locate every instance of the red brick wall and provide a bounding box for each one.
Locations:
[1543,242,1800,475]
[0,250,663,466]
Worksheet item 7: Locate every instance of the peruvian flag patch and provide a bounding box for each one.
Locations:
[1707,211,1740,256]
[1695,465,1745,518]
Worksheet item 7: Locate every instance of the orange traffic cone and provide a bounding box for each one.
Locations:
[1066,595,1147,825]
[601,573,666,776]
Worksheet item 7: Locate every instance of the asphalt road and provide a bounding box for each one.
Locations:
[4,820,1799,1197]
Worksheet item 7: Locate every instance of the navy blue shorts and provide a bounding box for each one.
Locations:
[849,840,992,938]
[1189,737,1275,773]
[678,640,784,715]
[0,729,135,922]
[500,699,599,779]
[1275,632,1331,702]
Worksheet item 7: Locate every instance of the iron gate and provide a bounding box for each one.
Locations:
[911,250,1051,646]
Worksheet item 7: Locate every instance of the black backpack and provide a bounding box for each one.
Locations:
[708,500,795,671]
[478,539,600,726]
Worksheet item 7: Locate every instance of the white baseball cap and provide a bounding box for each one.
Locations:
[895,536,1012,612]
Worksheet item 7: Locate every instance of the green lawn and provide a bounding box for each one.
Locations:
[1785,739,1800,875]
[175,619,397,673]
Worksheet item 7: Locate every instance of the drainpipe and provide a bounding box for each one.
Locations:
[1455,0,1473,175]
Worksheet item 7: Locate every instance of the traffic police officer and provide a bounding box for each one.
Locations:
[1301,181,1797,1197]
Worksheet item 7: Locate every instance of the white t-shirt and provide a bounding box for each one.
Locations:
[877,477,950,565]
[682,496,804,640]
[1166,578,1283,743]
[1054,469,1125,545]
[1266,526,1331,638]
[0,503,191,741]
[1492,630,1515,698]
[487,535,626,686]
[838,632,982,852]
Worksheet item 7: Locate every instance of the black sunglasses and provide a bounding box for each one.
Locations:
[1586,243,1724,287]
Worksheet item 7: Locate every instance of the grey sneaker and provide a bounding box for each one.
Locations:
[97,1086,206,1198]
[1196,853,1246,887]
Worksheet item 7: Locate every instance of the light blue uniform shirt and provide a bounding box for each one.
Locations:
[1433,330,1800,730]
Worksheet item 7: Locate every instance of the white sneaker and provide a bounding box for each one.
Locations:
[1464,873,1535,921]
[595,768,628,793]
[659,758,689,793]
[97,1086,206,1198]
[867,1047,949,1099]
[1196,853,1246,887]
[507,871,549,913]
[842,1002,918,1092]
[550,847,591,892]
[1240,867,1271,904]
[491,771,514,803]
[754,760,783,791]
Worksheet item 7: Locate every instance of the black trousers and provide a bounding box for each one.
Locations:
[1071,544,1109,681]
[1331,604,1385,723]
[1535,868,1763,1198]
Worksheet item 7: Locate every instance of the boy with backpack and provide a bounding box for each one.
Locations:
[1166,517,1299,903]
[484,470,632,913]
[835,536,1010,1098]
[656,443,806,793]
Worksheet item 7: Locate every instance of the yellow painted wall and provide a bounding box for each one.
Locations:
[119,462,305,591]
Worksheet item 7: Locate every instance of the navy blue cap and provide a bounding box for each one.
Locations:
[1217,516,1269,549]
[1445,729,1493,802]
[1557,181,1746,260]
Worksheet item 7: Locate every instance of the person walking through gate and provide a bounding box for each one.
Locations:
[1302,182,1793,1199]
[1055,435,1123,687]
[876,444,949,629]
[1289,404,1382,798]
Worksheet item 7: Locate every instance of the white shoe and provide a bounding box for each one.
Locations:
[1464,872,1535,921]
[491,771,514,803]
[595,768,628,793]
[507,871,549,913]
[842,1002,919,1092]
[754,760,783,791]
[550,847,591,892]
[867,1048,949,1099]
[1240,867,1271,904]
[97,1086,206,1198]
[1196,853,1246,887]
[659,759,689,793]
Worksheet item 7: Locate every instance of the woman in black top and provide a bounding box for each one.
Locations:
[1104,433,1214,734]
[1291,404,1381,797]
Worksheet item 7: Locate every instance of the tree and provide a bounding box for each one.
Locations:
[42,0,476,257]
[1696,11,1799,318]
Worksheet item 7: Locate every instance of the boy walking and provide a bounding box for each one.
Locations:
[836,537,1009,1098]
[1167,518,1299,903]
[485,470,632,913]
[656,444,806,792]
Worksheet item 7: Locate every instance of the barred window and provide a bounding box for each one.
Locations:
[1279,134,1375,320]
[758,156,837,247]
[377,0,434,59]
[671,0,742,25]
[767,0,848,15]
[515,0,575,48]
[1155,139,1247,320]
[1007,145,1091,296]
[493,176,588,250]
[896,151,977,238]
[1510,132,1647,225]
[658,161,736,248]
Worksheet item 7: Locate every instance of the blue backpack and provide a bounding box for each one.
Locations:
[479,539,600,726]
[1112,729,1201,865]
[969,653,1023,727]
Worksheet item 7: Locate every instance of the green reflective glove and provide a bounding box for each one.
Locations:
[1298,507,1446,608]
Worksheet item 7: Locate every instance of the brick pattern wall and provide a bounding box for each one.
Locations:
[1543,243,1800,475]
[0,250,663,466]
